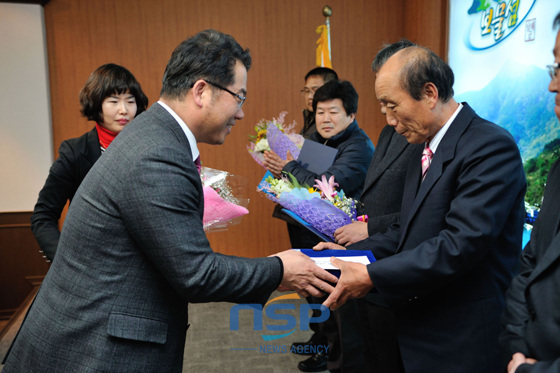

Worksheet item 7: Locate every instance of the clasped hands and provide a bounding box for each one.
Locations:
[272,240,374,308]
[317,223,372,310]
[273,242,375,311]
[312,241,374,310]
[273,250,338,298]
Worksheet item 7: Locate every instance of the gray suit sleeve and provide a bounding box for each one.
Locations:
[118,143,282,305]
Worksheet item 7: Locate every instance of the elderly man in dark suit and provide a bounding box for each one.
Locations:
[500,12,560,373]
[315,39,526,373]
[2,30,337,373]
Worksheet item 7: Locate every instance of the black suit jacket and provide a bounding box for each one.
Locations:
[358,125,421,306]
[350,103,526,373]
[501,157,560,373]
[30,127,101,261]
[359,125,421,236]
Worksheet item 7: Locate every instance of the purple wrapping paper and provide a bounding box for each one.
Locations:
[278,194,353,240]
[267,123,302,160]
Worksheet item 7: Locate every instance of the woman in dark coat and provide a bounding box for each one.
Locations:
[31,63,148,261]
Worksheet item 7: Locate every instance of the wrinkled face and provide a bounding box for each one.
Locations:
[315,99,355,139]
[375,54,437,144]
[100,91,137,133]
[200,60,247,145]
[302,75,326,112]
[549,30,560,121]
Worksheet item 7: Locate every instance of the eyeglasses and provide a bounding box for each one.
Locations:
[204,80,246,110]
[300,88,317,96]
[547,62,559,79]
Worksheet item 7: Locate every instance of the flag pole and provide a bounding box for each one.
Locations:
[323,5,332,66]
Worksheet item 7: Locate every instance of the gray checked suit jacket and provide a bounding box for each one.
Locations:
[3,103,282,372]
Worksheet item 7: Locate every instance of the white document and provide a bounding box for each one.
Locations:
[311,255,371,270]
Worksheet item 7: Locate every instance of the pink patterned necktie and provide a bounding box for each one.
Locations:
[194,156,201,174]
[421,144,433,180]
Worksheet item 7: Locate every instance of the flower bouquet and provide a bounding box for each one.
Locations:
[247,111,304,167]
[258,172,357,241]
[201,167,249,232]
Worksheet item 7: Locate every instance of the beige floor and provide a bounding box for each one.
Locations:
[1,291,320,372]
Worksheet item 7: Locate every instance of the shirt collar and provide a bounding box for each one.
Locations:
[157,100,199,161]
[427,102,463,153]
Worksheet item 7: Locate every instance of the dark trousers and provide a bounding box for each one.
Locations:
[305,295,365,372]
[357,298,405,373]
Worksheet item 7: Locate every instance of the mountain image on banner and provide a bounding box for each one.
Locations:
[456,59,558,161]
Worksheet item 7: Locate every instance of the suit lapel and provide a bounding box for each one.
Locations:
[150,104,204,217]
[398,145,424,244]
[397,103,476,250]
[151,104,194,155]
[526,231,560,286]
[362,129,409,196]
[84,127,102,166]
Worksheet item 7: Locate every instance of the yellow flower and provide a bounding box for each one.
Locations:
[308,187,317,194]
[256,129,267,141]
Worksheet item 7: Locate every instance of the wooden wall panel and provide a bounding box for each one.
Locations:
[43,0,447,258]
[0,212,48,317]
[404,0,449,58]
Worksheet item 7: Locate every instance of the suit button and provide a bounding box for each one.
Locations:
[529,309,536,320]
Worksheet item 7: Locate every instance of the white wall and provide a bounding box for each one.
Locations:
[0,3,52,212]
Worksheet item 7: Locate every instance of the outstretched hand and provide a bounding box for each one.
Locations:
[322,257,374,310]
[273,250,338,298]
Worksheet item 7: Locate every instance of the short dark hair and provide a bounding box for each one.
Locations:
[79,63,148,123]
[305,67,338,83]
[160,29,251,99]
[372,39,454,103]
[554,12,560,29]
[312,80,358,115]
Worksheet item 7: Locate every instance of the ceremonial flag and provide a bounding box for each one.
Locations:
[316,24,332,68]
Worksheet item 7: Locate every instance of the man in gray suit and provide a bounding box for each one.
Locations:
[3,29,337,372]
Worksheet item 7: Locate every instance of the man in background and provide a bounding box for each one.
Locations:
[331,40,421,373]
[299,67,339,138]
[275,67,339,249]
[500,12,560,373]
[2,29,337,372]
[273,67,339,372]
